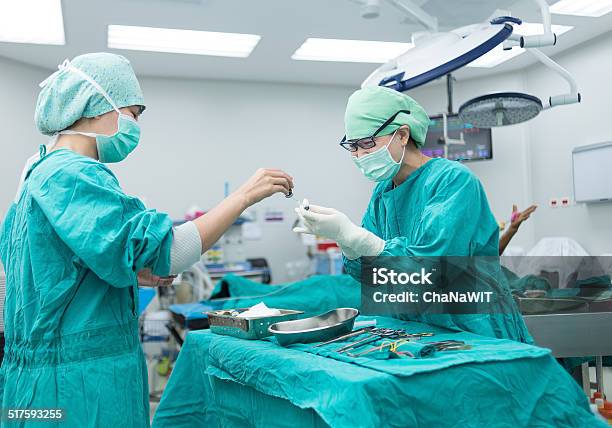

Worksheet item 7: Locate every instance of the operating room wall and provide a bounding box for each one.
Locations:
[523,31,612,256]
[0,56,49,220]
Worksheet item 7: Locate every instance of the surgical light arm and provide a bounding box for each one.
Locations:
[521,0,556,47]
[502,0,556,49]
[528,48,581,108]
[442,113,465,155]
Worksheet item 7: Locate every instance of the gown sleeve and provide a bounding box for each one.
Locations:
[30,159,174,287]
[343,169,498,282]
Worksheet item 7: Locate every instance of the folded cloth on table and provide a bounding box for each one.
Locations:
[237,302,281,318]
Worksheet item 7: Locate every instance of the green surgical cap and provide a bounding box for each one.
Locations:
[35,52,145,136]
[344,86,429,147]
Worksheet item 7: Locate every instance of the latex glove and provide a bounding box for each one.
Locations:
[509,204,537,232]
[293,204,385,260]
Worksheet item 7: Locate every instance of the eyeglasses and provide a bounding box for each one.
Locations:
[339,109,411,152]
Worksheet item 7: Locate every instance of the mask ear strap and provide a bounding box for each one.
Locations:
[58,129,98,138]
[385,128,401,150]
[386,129,406,165]
[64,64,121,114]
[398,143,407,165]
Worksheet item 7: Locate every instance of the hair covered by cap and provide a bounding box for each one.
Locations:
[35,52,145,136]
[344,86,430,147]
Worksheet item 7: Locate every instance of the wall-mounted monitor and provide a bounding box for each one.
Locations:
[420,114,492,161]
[572,142,612,203]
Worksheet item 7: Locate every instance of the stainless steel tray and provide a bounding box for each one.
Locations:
[207,308,304,340]
[268,308,359,346]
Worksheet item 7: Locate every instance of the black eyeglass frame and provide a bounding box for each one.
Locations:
[339,109,411,152]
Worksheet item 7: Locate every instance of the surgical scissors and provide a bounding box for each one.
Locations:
[350,338,420,358]
[334,328,396,353]
[425,340,472,351]
[336,329,434,354]
[314,327,374,348]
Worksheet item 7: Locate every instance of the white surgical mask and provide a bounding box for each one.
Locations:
[352,129,406,182]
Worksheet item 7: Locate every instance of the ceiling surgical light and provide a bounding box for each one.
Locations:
[459,93,543,127]
[353,0,581,130]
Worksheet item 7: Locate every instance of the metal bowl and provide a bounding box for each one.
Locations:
[268,308,359,346]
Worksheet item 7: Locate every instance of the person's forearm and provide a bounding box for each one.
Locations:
[192,192,249,252]
[499,227,518,255]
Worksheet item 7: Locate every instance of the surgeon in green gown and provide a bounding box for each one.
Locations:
[0,53,294,427]
[294,86,531,343]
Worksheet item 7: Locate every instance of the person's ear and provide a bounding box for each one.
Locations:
[399,125,411,146]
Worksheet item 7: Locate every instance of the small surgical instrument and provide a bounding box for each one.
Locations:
[425,340,472,351]
[314,326,374,348]
[286,192,309,211]
[349,338,415,358]
[335,328,396,353]
[336,329,434,354]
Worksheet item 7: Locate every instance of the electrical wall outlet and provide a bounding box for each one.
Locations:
[549,198,559,208]
[560,196,571,207]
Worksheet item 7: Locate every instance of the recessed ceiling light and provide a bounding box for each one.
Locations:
[107,25,261,57]
[467,23,573,68]
[291,38,414,63]
[0,0,65,45]
[551,0,612,17]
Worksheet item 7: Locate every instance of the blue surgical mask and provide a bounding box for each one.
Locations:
[352,130,405,182]
[57,64,141,163]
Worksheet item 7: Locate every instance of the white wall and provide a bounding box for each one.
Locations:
[0,57,48,219]
[524,31,612,256]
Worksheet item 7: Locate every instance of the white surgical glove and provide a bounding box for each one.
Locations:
[293,204,385,260]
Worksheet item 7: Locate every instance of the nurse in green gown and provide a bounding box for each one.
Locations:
[294,86,531,343]
[0,53,294,427]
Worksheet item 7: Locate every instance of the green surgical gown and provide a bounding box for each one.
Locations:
[345,158,532,343]
[0,149,174,427]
